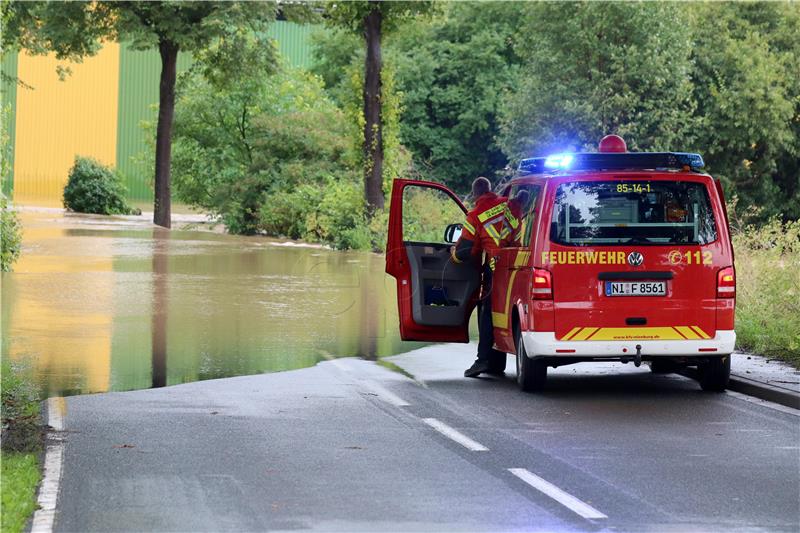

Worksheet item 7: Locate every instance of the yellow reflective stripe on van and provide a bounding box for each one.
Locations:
[491,270,519,330]
[514,251,530,268]
[675,326,700,340]
[477,204,506,222]
[559,326,712,341]
[571,327,599,341]
[462,220,476,235]
[690,326,711,339]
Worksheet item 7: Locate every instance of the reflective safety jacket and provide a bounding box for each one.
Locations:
[501,197,524,247]
[451,192,511,265]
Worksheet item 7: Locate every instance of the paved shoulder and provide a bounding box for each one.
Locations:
[57,359,565,532]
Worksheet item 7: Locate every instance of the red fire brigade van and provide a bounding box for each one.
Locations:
[386,136,736,393]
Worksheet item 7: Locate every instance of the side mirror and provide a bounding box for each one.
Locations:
[444,223,463,244]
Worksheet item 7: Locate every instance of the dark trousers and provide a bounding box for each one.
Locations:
[477,265,494,361]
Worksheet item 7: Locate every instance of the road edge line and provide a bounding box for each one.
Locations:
[422,418,489,452]
[508,468,607,520]
[30,397,66,533]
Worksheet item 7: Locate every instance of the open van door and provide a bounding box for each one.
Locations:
[386,179,480,342]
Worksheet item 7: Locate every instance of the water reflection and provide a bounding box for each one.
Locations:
[1,211,427,397]
[151,228,169,388]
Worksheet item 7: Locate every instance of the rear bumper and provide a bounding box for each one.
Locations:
[522,330,736,359]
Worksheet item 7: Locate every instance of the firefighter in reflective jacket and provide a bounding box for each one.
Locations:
[503,189,529,247]
[449,177,512,378]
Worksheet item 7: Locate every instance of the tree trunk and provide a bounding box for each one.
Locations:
[153,39,179,228]
[363,3,384,216]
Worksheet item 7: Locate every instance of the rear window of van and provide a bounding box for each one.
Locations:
[550,181,718,246]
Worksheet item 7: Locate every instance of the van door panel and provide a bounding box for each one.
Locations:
[386,179,480,342]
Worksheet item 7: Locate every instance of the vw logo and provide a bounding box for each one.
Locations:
[627,252,644,267]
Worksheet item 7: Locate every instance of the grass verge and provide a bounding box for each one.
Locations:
[733,218,800,367]
[1,453,41,533]
[1,361,43,533]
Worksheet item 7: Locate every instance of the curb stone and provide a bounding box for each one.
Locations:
[679,367,800,410]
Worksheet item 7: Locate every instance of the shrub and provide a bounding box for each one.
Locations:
[1,361,41,453]
[1,195,22,272]
[733,218,800,365]
[63,157,138,215]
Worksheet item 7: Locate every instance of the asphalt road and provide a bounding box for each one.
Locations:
[56,346,800,532]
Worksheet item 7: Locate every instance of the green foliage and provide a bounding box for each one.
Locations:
[310,28,412,197]
[1,105,22,272]
[1,360,41,452]
[63,157,138,215]
[733,219,800,365]
[690,3,800,221]
[2,2,283,59]
[1,452,41,533]
[324,1,437,35]
[392,2,524,190]
[171,62,388,249]
[1,360,41,533]
[500,2,696,161]
[1,196,21,272]
[401,186,464,244]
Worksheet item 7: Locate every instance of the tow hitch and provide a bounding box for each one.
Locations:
[634,344,642,367]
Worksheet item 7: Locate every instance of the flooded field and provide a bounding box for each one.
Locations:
[1,210,428,396]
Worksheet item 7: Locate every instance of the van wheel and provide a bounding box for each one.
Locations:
[515,329,547,392]
[650,360,679,374]
[698,356,730,392]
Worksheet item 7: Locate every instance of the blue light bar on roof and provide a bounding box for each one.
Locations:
[518,152,705,175]
[544,154,574,169]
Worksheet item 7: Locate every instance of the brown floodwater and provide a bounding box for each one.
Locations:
[1,210,429,397]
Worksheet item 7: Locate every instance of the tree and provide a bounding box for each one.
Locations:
[2,1,284,228]
[689,2,799,221]
[391,2,524,191]
[499,2,697,161]
[324,1,434,216]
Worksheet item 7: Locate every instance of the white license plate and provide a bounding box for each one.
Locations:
[605,281,666,296]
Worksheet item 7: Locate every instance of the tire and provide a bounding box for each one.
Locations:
[698,355,730,392]
[515,328,547,392]
[650,360,679,374]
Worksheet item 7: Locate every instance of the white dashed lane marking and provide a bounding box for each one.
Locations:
[422,418,489,452]
[508,468,608,520]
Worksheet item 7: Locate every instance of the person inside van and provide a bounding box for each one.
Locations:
[449,177,509,378]
[503,189,530,247]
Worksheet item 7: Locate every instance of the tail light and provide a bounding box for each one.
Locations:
[717,266,735,298]
[532,268,552,300]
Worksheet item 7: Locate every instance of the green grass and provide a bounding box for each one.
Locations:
[1,452,41,533]
[733,219,800,367]
[1,360,43,533]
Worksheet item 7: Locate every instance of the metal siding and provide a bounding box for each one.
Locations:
[1,53,18,197]
[268,21,317,69]
[14,43,120,206]
[116,22,318,200]
[116,44,193,202]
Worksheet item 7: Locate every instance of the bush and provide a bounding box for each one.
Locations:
[1,195,22,272]
[63,157,138,215]
[733,218,800,365]
[1,360,41,453]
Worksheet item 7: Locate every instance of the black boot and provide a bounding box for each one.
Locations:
[464,359,491,378]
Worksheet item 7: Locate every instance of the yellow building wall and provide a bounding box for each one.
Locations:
[13,44,120,206]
